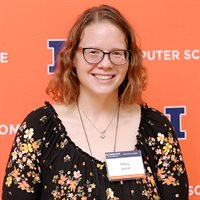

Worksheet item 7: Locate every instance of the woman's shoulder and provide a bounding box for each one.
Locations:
[141,104,171,125]
[18,102,59,137]
[140,104,175,138]
[23,102,55,121]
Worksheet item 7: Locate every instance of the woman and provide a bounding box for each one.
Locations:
[2,5,188,200]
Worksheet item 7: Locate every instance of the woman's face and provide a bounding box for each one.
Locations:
[74,22,129,97]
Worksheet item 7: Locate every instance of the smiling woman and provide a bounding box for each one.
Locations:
[2,4,188,200]
[74,22,129,98]
[46,5,147,105]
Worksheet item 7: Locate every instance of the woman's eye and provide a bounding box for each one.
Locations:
[113,51,122,56]
[89,50,100,55]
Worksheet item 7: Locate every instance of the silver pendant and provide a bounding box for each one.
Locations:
[100,132,105,139]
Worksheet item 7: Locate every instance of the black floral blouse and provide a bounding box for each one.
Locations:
[2,102,188,200]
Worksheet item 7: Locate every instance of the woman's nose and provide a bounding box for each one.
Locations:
[97,54,113,68]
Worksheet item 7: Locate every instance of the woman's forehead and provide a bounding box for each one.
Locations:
[79,22,127,49]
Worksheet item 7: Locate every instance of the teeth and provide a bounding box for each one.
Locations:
[95,75,113,80]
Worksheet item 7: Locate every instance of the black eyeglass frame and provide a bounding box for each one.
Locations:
[77,47,131,66]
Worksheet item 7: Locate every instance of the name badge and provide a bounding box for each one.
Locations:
[105,150,146,182]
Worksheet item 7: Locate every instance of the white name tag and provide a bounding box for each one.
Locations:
[105,150,146,182]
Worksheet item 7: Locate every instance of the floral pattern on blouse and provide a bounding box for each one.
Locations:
[2,102,189,200]
[145,125,185,187]
[5,122,42,193]
[51,169,96,199]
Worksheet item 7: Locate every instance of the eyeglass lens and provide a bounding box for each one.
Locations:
[83,48,129,65]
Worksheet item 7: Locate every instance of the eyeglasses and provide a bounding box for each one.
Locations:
[77,47,130,65]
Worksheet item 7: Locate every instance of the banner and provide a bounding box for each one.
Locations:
[0,1,199,199]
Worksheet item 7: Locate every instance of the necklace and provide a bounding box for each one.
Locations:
[77,102,120,156]
[81,106,118,139]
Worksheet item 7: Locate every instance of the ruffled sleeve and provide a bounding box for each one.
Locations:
[2,102,61,199]
[138,106,189,199]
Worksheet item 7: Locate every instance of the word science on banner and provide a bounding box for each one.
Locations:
[143,49,200,61]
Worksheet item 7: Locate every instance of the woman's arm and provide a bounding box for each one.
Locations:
[146,108,189,199]
[2,106,50,199]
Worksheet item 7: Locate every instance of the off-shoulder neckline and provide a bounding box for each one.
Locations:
[44,101,147,165]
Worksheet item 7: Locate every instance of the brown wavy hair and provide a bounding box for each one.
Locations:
[46,5,147,105]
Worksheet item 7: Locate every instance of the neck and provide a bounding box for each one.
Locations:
[77,91,119,119]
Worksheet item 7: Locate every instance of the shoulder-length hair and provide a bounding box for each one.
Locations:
[46,5,147,105]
